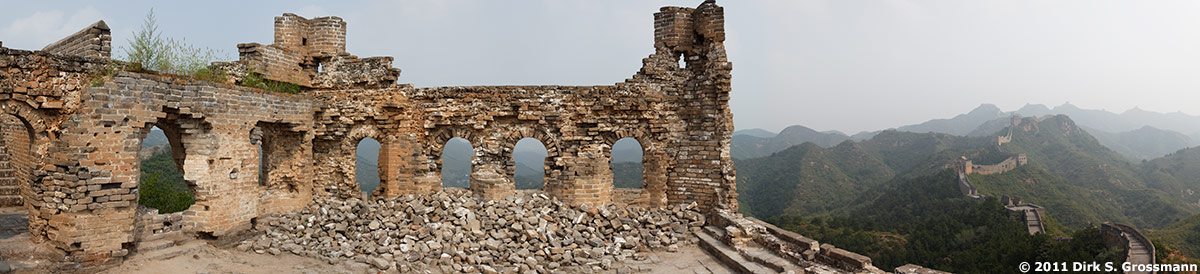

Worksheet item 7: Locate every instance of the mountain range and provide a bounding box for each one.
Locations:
[736,103,1200,161]
[736,115,1200,230]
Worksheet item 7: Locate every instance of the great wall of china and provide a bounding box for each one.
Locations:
[0,1,962,273]
[0,2,1168,272]
[955,116,1156,273]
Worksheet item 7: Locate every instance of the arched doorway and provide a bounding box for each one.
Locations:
[137,125,193,213]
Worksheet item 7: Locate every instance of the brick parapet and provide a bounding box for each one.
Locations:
[41,21,111,59]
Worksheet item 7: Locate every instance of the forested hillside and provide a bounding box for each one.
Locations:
[770,170,1123,272]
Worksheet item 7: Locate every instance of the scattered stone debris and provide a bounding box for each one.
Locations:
[242,189,707,272]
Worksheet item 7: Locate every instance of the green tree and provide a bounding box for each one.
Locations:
[138,148,194,213]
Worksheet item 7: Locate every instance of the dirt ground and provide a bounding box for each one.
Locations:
[0,206,732,274]
[99,243,347,274]
[100,240,733,274]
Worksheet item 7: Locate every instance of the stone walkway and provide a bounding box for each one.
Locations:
[0,207,27,240]
[100,238,732,274]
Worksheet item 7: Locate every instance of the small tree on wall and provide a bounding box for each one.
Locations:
[121,8,226,77]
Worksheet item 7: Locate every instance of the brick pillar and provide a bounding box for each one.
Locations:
[375,135,423,198]
[642,148,669,207]
[465,134,508,200]
[555,143,613,207]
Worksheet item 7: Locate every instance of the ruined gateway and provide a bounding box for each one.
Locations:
[0,1,885,273]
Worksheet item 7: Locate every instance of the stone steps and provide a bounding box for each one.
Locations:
[697,226,789,274]
[133,230,191,254]
[0,186,19,195]
[0,195,21,207]
[131,239,205,261]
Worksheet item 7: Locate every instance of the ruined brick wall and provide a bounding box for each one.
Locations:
[635,2,736,211]
[236,13,397,89]
[41,21,112,59]
[237,42,307,85]
[2,0,738,268]
[36,72,317,265]
[274,14,346,58]
[0,46,113,265]
[309,1,734,211]
[0,44,317,264]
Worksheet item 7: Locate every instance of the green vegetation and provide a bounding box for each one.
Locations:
[122,8,225,76]
[735,114,1200,261]
[738,115,1199,230]
[968,165,1125,229]
[997,116,1194,228]
[239,68,301,94]
[138,147,193,213]
[736,142,893,218]
[1151,213,1200,260]
[106,8,303,95]
[769,170,1123,272]
[735,130,1008,219]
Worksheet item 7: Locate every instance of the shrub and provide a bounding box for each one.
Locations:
[240,68,301,94]
[121,8,226,77]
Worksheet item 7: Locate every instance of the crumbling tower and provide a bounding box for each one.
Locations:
[236,14,399,89]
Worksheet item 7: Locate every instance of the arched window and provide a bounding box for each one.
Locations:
[512,138,547,190]
[611,137,643,188]
[442,137,473,188]
[355,137,381,197]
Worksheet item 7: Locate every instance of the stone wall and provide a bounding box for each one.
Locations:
[710,211,883,273]
[962,153,1026,175]
[307,1,735,211]
[970,154,1026,175]
[0,45,316,264]
[40,72,317,266]
[1100,222,1156,271]
[41,21,111,59]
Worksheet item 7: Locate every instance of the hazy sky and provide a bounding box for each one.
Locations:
[4,0,1200,134]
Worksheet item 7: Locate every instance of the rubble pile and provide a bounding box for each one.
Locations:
[240,189,707,272]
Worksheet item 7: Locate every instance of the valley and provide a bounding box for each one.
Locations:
[734,105,1200,269]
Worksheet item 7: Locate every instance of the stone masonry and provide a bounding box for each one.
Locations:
[41,21,112,59]
[0,1,742,269]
